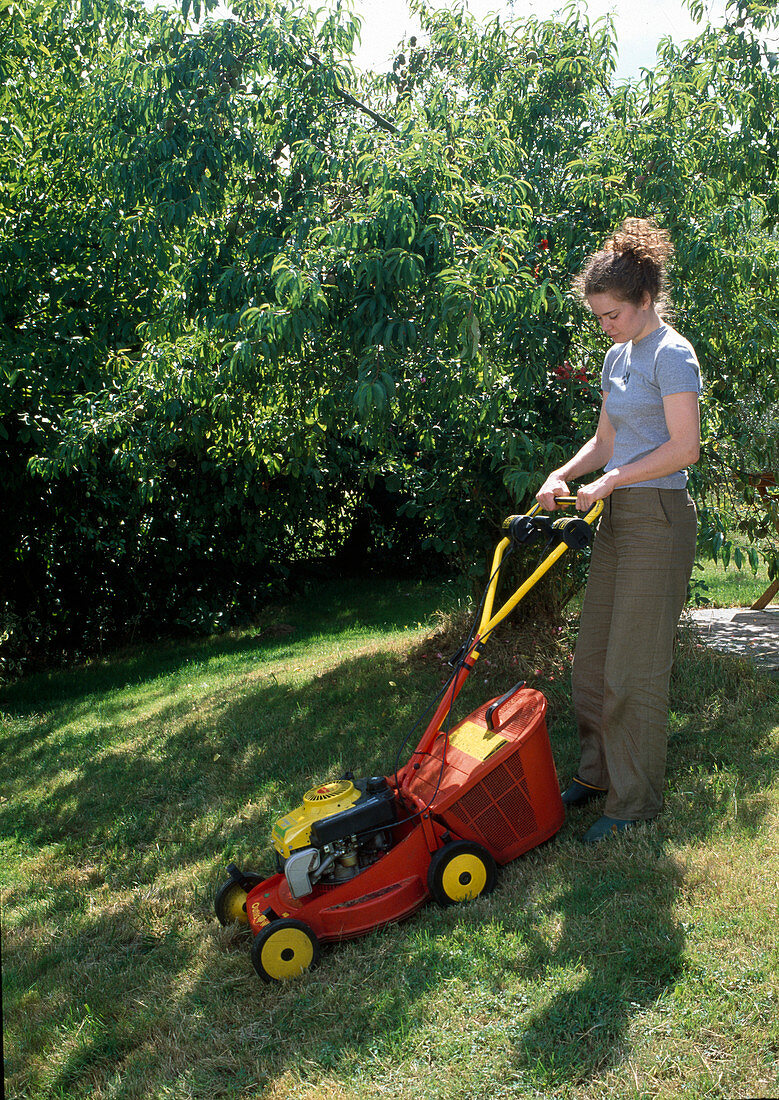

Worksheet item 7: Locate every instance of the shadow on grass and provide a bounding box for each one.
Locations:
[2,599,777,1099]
[0,576,458,715]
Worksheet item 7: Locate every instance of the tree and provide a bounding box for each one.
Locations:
[1,0,174,653]
[2,0,778,669]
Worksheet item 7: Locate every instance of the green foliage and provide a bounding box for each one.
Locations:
[2,0,779,665]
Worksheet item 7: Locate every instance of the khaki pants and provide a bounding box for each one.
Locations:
[571,488,697,820]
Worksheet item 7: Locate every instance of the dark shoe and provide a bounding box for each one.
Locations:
[561,776,608,806]
[582,816,636,844]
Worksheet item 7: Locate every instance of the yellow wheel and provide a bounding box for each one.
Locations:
[214,874,263,927]
[251,919,320,983]
[428,841,497,906]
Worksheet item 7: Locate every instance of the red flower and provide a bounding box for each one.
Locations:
[540,238,549,249]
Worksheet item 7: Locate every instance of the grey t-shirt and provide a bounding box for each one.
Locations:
[601,323,701,489]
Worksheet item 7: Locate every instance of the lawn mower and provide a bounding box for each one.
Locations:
[214,497,603,982]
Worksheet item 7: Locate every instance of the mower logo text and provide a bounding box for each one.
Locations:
[250,902,269,926]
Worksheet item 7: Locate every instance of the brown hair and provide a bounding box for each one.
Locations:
[574,218,674,310]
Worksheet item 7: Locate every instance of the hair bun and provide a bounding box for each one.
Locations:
[574,217,674,308]
[605,218,674,267]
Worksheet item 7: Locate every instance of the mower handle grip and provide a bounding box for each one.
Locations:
[502,498,603,529]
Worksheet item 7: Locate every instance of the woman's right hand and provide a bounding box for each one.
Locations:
[536,473,570,511]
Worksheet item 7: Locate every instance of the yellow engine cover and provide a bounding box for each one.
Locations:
[271,779,361,859]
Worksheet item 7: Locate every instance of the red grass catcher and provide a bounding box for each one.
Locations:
[215,498,603,981]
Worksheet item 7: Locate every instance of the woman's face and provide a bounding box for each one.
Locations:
[587,290,658,344]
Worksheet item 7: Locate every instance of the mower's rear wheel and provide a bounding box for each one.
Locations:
[214,874,263,927]
[428,841,497,906]
[252,918,320,983]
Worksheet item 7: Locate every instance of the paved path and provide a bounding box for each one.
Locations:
[685,607,779,675]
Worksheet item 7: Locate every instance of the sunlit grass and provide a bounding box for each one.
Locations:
[692,555,773,608]
[2,574,778,1100]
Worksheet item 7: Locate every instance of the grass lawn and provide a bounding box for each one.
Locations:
[691,556,775,609]
[2,564,778,1100]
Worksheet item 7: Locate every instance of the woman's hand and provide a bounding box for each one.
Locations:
[536,474,570,511]
[576,470,620,511]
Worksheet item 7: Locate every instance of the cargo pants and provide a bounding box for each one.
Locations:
[571,487,698,820]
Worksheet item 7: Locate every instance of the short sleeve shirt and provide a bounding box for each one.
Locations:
[601,323,702,489]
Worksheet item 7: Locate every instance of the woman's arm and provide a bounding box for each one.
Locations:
[536,398,616,510]
[575,391,700,510]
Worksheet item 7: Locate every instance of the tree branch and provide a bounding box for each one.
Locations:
[298,53,398,134]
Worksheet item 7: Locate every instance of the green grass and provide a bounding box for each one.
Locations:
[691,556,774,609]
[2,572,778,1100]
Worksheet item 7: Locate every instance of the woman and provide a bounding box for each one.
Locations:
[537,218,701,843]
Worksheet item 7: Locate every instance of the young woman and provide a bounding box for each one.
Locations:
[537,218,701,843]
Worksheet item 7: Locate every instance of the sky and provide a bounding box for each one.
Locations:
[345,0,728,80]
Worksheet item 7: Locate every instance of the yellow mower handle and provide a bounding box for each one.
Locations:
[398,499,607,774]
[399,497,604,771]
[477,498,603,640]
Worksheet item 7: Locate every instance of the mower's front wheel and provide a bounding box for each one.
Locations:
[428,841,497,906]
[214,874,263,927]
[251,918,320,982]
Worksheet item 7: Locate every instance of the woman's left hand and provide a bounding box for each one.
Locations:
[576,470,619,511]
